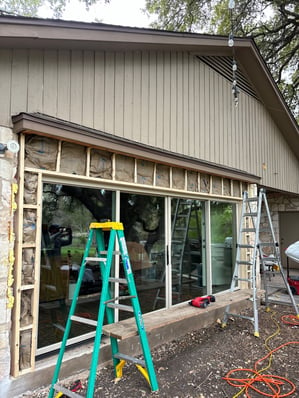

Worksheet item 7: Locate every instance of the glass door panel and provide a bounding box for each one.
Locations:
[120,193,165,314]
[210,201,235,293]
[171,199,206,305]
[38,184,113,352]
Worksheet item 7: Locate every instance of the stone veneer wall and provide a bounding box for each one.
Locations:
[0,126,19,385]
[266,192,299,243]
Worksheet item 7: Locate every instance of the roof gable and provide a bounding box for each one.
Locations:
[0,15,298,160]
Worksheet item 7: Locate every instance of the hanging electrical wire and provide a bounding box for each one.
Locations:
[228,0,239,106]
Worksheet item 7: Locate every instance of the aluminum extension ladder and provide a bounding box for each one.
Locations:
[153,199,200,309]
[48,221,158,398]
[222,189,299,337]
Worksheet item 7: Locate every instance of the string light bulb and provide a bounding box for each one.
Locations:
[228,0,235,9]
[228,0,239,106]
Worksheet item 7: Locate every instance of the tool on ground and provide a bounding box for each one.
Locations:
[222,189,299,337]
[189,295,216,308]
[48,221,159,398]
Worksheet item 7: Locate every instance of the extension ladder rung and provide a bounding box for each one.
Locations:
[241,228,256,233]
[238,244,254,249]
[258,242,277,247]
[243,212,257,217]
[234,277,253,282]
[85,256,107,263]
[54,384,83,398]
[71,315,97,327]
[245,197,258,202]
[237,260,253,265]
[261,257,278,263]
[106,303,134,312]
[114,353,145,366]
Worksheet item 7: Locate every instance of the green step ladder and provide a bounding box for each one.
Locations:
[48,221,159,398]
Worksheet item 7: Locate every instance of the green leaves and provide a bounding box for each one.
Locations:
[145,0,299,120]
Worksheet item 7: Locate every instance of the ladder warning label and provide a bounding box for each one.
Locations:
[125,258,132,274]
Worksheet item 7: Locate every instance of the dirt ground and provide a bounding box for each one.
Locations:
[22,304,299,398]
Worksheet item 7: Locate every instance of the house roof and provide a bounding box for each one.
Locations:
[12,111,260,184]
[0,15,298,160]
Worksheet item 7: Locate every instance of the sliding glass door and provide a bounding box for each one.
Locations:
[210,201,235,293]
[170,198,207,306]
[120,193,166,314]
[38,184,236,354]
[38,184,114,353]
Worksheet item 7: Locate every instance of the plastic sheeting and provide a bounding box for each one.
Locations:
[137,159,154,185]
[22,248,35,284]
[233,180,241,197]
[172,168,185,190]
[23,209,36,243]
[24,172,38,204]
[212,176,222,195]
[115,154,134,182]
[25,135,58,170]
[60,142,86,175]
[187,170,198,192]
[285,241,299,264]
[200,174,210,193]
[156,164,170,187]
[223,178,231,196]
[90,149,112,179]
[19,330,32,370]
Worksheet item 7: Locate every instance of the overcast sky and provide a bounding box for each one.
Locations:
[39,0,153,27]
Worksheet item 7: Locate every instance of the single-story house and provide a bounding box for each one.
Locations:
[0,15,298,395]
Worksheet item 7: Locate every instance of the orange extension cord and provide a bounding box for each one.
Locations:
[222,311,299,398]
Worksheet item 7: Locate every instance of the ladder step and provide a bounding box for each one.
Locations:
[234,277,252,282]
[114,353,145,366]
[106,303,134,312]
[245,196,258,202]
[261,257,278,263]
[237,260,253,265]
[238,244,254,249]
[85,256,107,263]
[241,228,256,233]
[243,212,257,217]
[258,242,277,247]
[109,277,128,284]
[71,315,98,327]
[54,384,83,398]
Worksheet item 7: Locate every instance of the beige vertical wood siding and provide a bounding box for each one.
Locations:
[0,48,298,193]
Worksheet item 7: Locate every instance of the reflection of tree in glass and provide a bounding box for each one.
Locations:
[211,202,233,243]
[42,185,164,254]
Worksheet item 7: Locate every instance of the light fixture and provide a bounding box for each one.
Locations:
[0,140,20,154]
